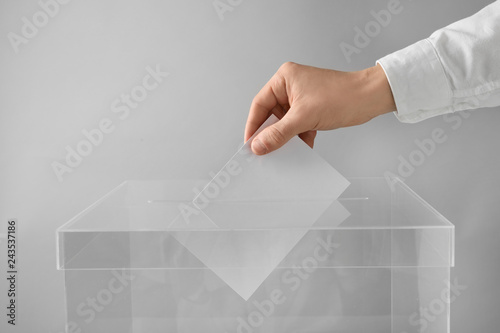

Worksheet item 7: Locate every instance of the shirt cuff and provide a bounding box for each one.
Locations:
[376,39,453,123]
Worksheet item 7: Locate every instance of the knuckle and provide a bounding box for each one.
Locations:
[279,61,297,73]
[266,126,287,144]
[251,94,267,109]
[251,95,261,107]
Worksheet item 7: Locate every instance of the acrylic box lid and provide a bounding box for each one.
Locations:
[57,177,454,268]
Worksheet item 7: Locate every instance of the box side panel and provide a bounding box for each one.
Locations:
[392,267,451,333]
[64,267,392,333]
[64,269,133,333]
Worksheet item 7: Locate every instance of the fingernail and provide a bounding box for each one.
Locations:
[252,139,267,155]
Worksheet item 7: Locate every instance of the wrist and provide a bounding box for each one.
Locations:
[360,64,397,118]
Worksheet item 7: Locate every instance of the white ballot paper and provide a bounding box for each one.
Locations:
[169,115,350,300]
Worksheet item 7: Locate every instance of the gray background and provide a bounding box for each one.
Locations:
[0,0,498,332]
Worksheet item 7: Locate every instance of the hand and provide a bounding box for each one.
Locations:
[244,62,396,155]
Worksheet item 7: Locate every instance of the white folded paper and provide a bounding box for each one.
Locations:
[170,115,350,300]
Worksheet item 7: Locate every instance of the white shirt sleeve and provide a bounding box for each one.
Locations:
[376,0,500,123]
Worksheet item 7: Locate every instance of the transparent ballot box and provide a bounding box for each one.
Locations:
[56,177,454,333]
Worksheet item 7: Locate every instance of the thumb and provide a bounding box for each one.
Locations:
[251,113,305,155]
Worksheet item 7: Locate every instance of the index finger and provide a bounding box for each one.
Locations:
[244,72,289,142]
